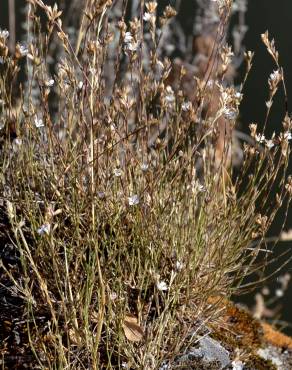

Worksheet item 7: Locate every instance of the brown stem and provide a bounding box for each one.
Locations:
[8,0,16,52]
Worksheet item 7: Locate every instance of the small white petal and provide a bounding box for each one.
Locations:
[207,79,214,88]
[12,138,22,152]
[37,223,51,235]
[110,292,117,300]
[45,79,55,87]
[143,12,152,22]
[181,102,191,111]
[128,194,139,206]
[270,69,281,81]
[223,107,237,120]
[113,168,122,177]
[197,183,206,192]
[157,281,168,291]
[124,32,133,44]
[235,92,242,99]
[127,42,139,52]
[0,29,9,39]
[141,163,149,171]
[255,133,265,143]
[18,44,29,56]
[34,117,44,128]
[175,261,183,271]
[265,139,274,149]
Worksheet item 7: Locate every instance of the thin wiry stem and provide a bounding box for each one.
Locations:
[8,0,16,52]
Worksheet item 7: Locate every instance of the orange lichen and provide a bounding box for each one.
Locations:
[208,296,292,355]
[262,322,292,349]
[223,302,263,348]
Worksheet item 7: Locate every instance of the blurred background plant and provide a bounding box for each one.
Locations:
[0,0,291,368]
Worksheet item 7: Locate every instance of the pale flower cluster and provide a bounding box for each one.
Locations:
[128,194,139,206]
[124,32,139,52]
[0,29,9,40]
[218,84,241,121]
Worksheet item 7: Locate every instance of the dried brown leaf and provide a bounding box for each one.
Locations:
[123,314,144,342]
[68,328,82,345]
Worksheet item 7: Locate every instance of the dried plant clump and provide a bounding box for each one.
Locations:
[0,0,291,368]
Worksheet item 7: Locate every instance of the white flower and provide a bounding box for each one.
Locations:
[141,163,149,171]
[37,223,51,235]
[143,12,152,22]
[207,79,214,88]
[14,138,22,146]
[110,292,117,301]
[181,101,191,111]
[124,32,139,52]
[128,194,139,206]
[89,67,97,75]
[275,289,284,297]
[124,32,133,44]
[78,81,84,90]
[165,86,175,104]
[159,363,171,370]
[45,79,55,87]
[255,133,265,143]
[234,91,243,100]
[270,69,281,81]
[265,139,274,149]
[18,44,28,57]
[157,281,168,291]
[175,261,183,271]
[0,29,9,40]
[223,107,237,120]
[284,131,292,140]
[197,183,206,192]
[113,168,122,177]
[34,117,44,128]
[12,138,22,152]
[126,42,139,52]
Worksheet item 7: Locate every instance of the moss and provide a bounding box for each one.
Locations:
[243,354,278,370]
[210,302,263,355]
[208,301,292,370]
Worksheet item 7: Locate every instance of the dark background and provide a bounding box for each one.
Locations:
[240,0,292,334]
[1,0,292,332]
